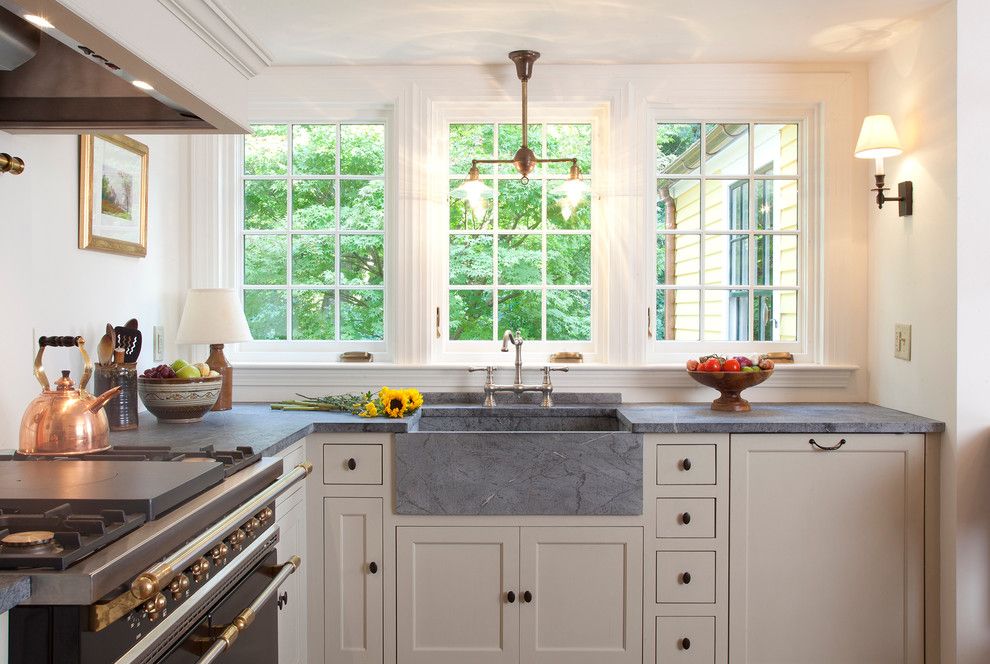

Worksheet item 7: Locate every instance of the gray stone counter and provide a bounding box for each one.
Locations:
[0,575,29,614]
[617,402,945,433]
[105,401,943,459]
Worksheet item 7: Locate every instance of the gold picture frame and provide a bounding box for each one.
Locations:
[79,134,148,257]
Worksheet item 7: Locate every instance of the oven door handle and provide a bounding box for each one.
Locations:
[195,555,301,664]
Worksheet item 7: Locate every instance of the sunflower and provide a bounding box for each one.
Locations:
[357,401,378,418]
[404,388,424,411]
[381,388,410,418]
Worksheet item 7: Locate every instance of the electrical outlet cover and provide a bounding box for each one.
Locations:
[894,323,911,361]
[153,325,165,362]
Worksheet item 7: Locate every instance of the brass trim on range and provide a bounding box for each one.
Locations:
[195,556,301,664]
[89,462,312,632]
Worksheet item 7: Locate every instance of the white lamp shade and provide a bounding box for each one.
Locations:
[854,114,903,159]
[175,288,253,344]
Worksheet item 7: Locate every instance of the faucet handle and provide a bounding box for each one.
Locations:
[543,366,569,373]
[468,366,496,373]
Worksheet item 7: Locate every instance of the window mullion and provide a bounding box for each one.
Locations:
[285,125,294,341]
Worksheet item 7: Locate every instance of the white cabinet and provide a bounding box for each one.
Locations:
[396,526,641,664]
[519,527,642,664]
[275,444,308,664]
[324,498,384,664]
[729,434,925,664]
[397,526,520,664]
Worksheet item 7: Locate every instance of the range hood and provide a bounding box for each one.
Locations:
[0,4,224,132]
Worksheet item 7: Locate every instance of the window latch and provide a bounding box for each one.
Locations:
[647,307,653,338]
[435,307,441,339]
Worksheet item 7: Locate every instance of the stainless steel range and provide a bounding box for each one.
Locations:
[1,446,310,664]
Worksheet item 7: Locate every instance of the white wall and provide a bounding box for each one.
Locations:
[955,1,990,662]
[0,132,189,445]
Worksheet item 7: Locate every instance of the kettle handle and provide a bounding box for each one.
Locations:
[34,336,92,391]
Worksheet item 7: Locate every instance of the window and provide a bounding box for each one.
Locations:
[446,122,593,344]
[655,122,800,344]
[240,123,386,343]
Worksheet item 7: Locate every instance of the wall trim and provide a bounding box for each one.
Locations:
[158,0,272,78]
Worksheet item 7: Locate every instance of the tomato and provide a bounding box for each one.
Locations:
[686,359,700,371]
[759,359,775,371]
[701,358,722,372]
[722,358,741,372]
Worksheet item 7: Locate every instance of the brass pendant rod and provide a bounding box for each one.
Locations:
[521,79,529,149]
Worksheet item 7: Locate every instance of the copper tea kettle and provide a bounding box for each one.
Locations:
[19,335,122,455]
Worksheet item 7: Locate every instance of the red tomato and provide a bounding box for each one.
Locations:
[701,358,722,372]
[722,358,741,372]
[686,359,700,371]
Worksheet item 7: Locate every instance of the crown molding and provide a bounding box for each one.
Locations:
[159,0,272,78]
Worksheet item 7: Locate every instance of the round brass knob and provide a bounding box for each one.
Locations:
[232,529,246,545]
[211,543,229,562]
[191,557,211,581]
[257,507,273,522]
[244,517,260,534]
[144,593,166,621]
[169,574,190,599]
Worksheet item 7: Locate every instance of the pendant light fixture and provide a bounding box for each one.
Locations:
[453,50,585,216]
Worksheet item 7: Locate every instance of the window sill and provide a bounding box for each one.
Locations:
[233,362,858,391]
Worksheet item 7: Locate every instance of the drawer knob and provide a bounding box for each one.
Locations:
[347,458,357,470]
[681,572,692,584]
[682,458,692,471]
[681,512,691,525]
[506,591,515,603]
[523,590,533,603]
[681,637,691,650]
[369,561,378,574]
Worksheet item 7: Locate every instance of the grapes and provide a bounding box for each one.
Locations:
[142,364,176,379]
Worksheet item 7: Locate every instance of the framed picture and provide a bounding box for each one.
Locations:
[79,134,149,257]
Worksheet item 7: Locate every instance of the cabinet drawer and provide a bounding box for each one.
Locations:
[657,445,716,485]
[322,443,383,485]
[656,616,715,663]
[656,551,715,603]
[657,498,715,539]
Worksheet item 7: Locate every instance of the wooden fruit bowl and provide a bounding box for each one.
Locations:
[687,370,773,412]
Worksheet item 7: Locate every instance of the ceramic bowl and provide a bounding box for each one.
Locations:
[686,370,774,412]
[137,376,222,423]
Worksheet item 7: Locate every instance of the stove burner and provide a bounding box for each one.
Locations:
[0,505,145,570]
[1,530,55,547]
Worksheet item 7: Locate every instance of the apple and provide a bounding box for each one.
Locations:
[194,362,211,377]
[170,359,189,372]
[176,364,201,379]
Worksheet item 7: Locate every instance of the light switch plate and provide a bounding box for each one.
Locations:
[894,323,911,361]
[153,325,165,362]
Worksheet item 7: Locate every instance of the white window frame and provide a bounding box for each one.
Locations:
[429,103,610,365]
[644,104,821,364]
[227,108,396,364]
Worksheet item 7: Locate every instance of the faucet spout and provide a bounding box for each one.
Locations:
[501,329,518,352]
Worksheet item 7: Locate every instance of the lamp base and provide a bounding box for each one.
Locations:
[206,344,233,411]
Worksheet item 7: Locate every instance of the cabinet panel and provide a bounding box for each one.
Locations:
[397,526,519,664]
[520,527,642,664]
[656,617,715,663]
[323,444,383,485]
[656,498,716,539]
[657,445,716,485]
[656,551,715,604]
[729,434,924,664]
[324,498,383,664]
[276,488,306,664]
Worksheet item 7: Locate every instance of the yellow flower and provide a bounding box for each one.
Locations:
[358,401,378,418]
[378,386,390,402]
[404,388,424,411]
[381,388,410,418]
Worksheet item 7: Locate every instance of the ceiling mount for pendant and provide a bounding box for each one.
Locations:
[455,50,585,212]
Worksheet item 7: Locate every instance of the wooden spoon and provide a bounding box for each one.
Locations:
[106,323,115,351]
[97,332,113,365]
[125,318,138,330]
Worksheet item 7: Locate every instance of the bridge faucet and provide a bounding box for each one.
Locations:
[467,330,568,407]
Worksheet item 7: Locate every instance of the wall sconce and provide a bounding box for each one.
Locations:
[0,153,25,175]
[854,114,912,216]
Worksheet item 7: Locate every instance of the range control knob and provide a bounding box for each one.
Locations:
[143,593,167,622]
[211,543,229,563]
[169,574,190,599]
[243,517,261,534]
[257,507,273,523]
[190,557,211,582]
[228,529,247,548]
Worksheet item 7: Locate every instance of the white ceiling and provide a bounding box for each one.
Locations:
[212,0,948,66]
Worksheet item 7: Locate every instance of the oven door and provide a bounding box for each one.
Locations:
[157,550,279,664]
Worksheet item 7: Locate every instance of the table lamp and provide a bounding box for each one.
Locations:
[175,288,253,411]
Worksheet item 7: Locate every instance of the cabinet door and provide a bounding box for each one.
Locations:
[276,485,306,664]
[324,498,383,664]
[729,434,924,664]
[519,527,642,664]
[397,526,519,664]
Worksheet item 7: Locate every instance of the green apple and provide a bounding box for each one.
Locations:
[170,359,189,371]
[176,364,201,379]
